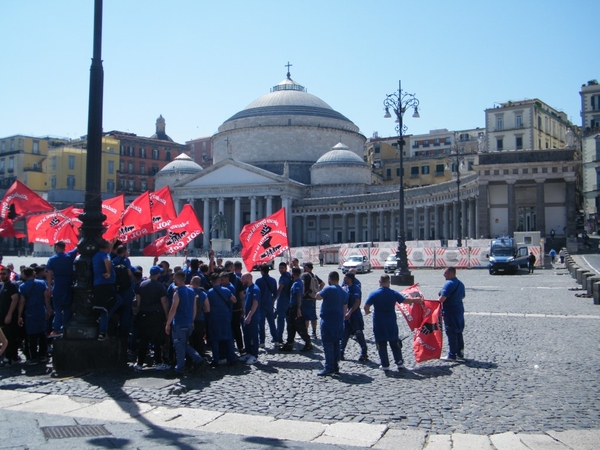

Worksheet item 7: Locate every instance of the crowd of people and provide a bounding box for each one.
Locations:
[0,241,467,377]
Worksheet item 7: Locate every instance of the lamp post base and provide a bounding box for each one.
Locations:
[52,337,127,373]
[391,272,414,286]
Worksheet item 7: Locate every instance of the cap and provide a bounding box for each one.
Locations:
[303,262,313,269]
[149,265,164,276]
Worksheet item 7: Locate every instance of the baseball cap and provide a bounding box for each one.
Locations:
[149,265,164,276]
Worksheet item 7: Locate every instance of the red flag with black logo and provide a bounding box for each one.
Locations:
[102,195,125,229]
[0,218,26,239]
[46,218,78,251]
[27,211,73,245]
[0,180,53,220]
[149,186,177,232]
[60,205,83,228]
[396,284,424,330]
[239,208,289,271]
[104,191,153,243]
[142,204,203,256]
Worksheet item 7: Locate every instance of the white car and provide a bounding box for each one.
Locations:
[342,255,371,274]
[384,255,398,273]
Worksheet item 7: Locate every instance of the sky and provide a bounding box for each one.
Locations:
[2,0,598,144]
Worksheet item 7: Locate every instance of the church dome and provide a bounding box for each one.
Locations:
[313,143,367,166]
[311,142,370,185]
[158,153,202,176]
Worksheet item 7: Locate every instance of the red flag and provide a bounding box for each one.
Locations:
[142,204,203,256]
[27,211,73,245]
[239,208,289,271]
[46,218,78,251]
[0,218,26,239]
[398,284,443,363]
[104,192,153,243]
[102,195,125,228]
[60,206,83,227]
[0,180,53,220]
[149,186,177,231]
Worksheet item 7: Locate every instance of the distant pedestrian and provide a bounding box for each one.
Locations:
[558,248,565,264]
[364,274,422,371]
[549,248,556,265]
[528,252,536,274]
[438,267,466,361]
[319,251,324,267]
[550,228,555,240]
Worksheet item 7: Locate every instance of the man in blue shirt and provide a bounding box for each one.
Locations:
[240,272,260,365]
[275,262,292,345]
[92,240,122,341]
[45,241,78,336]
[206,272,236,367]
[316,271,347,376]
[255,264,278,349]
[340,272,368,362]
[364,274,422,371]
[165,271,204,376]
[112,245,134,338]
[281,267,312,352]
[438,266,466,361]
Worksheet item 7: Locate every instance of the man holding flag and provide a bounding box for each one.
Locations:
[438,267,466,361]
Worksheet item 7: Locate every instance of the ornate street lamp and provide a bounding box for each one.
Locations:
[383,80,419,286]
[446,142,465,248]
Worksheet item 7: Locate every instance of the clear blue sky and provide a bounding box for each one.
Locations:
[2,0,598,144]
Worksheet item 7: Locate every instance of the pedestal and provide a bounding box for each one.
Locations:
[211,238,232,252]
[391,273,415,286]
[52,337,127,372]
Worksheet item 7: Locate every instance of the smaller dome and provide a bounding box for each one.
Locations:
[158,153,202,176]
[314,143,367,166]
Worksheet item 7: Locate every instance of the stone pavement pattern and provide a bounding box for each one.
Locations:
[0,257,599,448]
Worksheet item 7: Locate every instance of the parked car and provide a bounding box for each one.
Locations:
[342,255,371,274]
[383,255,398,273]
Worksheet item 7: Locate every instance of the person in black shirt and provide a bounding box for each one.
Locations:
[0,268,20,365]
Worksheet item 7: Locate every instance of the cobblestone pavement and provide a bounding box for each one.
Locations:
[0,259,599,440]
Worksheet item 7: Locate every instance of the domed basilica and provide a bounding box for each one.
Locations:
[156,71,478,248]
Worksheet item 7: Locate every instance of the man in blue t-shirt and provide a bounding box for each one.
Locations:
[275,262,292,345]
[255,264,278,349]
[438,266,466,361]
[240,272,260,365]
[281,267,312,352]
[316,271,347,376]
[92,240,122,341]
[45,241,78,336]
[340,272,368,362]
[165,271,204,376]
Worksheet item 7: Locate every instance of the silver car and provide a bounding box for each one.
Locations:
[384,255,398,273]
[342,255,371,274]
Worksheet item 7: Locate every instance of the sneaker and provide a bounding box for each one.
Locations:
[259,343,266,349]
[245,355,258,365]
[25,359,38,366]
[440,355,457,361]
[47,331,63,338]
[97,333,108,341]
[311,332,317,339]
[300,344,313,352]
[238,354,250,362]
[317,369,334,376]
[133,364,143,372]
[359,355,369,362]
[457,351,465,360]
[379,365,390,371]
[396,361,404,370]
[280,344,293,351]
[154,363,170,371]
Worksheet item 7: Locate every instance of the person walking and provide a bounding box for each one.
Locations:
[281,267,312,352]
[438,267,466,361]
[364,274,422,371]
[316,271,347,376]
[255,264,278,349]
[527,252,536,274]
[275,262,292,346]
[340,272,368,362]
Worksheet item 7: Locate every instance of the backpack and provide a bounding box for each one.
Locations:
[113,257,131,291]
[305,273,320,299]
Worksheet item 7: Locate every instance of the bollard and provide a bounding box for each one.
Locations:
[594,281,600,305]
[576,269,590,286]
[587,276,600,296]
[565,256,574,271]
[582,272,595,293]
[570,265,580,279]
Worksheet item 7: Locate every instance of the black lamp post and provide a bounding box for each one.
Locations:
[383,80,419,286]
[446,142,465,248]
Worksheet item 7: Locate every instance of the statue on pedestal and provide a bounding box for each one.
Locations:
[210,211,227,238]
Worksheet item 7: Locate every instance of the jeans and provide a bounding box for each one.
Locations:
[443,310,465,358]
[98,293,123,334]
[377,340,403,368]
[340,327,367,357]
[244,318,259,357]
[322,340,340,374]
[259,306,277,345]
[118,287,135,337]
[171,324,202,373]
[275,304,288,342]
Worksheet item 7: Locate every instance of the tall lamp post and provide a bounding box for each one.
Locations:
[383,80,419,286]
[446,142,465,248]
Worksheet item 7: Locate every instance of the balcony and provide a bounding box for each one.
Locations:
[23,165,42,172]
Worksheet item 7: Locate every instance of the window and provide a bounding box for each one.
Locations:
[374,146,380,154]
[128,162,134,174]
[516,136,523,150]
[8,157,14,172]
[140,147,146,158]
[140,180,147,191]
[107,180,115,193]
[67,175,75,190]
[52,156,57,170]
[516,114,522,128]
[140,163,145,175]
[68,155,75,170]
[386,168,391,179]
[119,161,125,173]
[32,140,39,154]
[108,160,114,175]
[545,117,549,132]
[410,166,419,178]
[165,150,171,161]
[592,95,600,111]
[496,116,504,131]
[496,138,503,151]
[10,140,15,150]
[435,164,444,176]
[445,137,452,145]
[119,178,125,190]
[421,165,430,175]
[128,146,135,157]
[423,140,430,147]
[0,141,4,152]
[108,147,114,154]
[120,145,125,155]
[538,116,542,129]
[128,179,135,191]
[152,164,159,175]
[0,159,4,172]
[434,138,440,146]
[51,176,56,189]
[152,148,159,159]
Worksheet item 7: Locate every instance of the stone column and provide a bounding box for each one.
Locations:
[469,198,477,240]
[379,210,384,242]
[413,206,419,240]
[367,211,372,242]
[507,180,516,235]
[329,214,335,244]
[218,197,225,215]
[250,196,257,223]
[565,178,576,237]
[477,181,489,238]
[202,198,210,246]
[302,215,308,246]
[424,205,430,240]
[535,179,546,237]
[342,213,348,243]
[462,199,468,240]
[354,212,360,243]
[434,205,441,240]
[234,197,241,246]
[316,213,321,244]
[443,203,449,242]
[390,211,396,243]
[265,195,273,217]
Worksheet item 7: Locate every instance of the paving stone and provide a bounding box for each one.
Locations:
[451,433,492,449]
[313,422,387,447]
[423,434,452,450]
[547,429,600,450]
[373,429,426,449]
